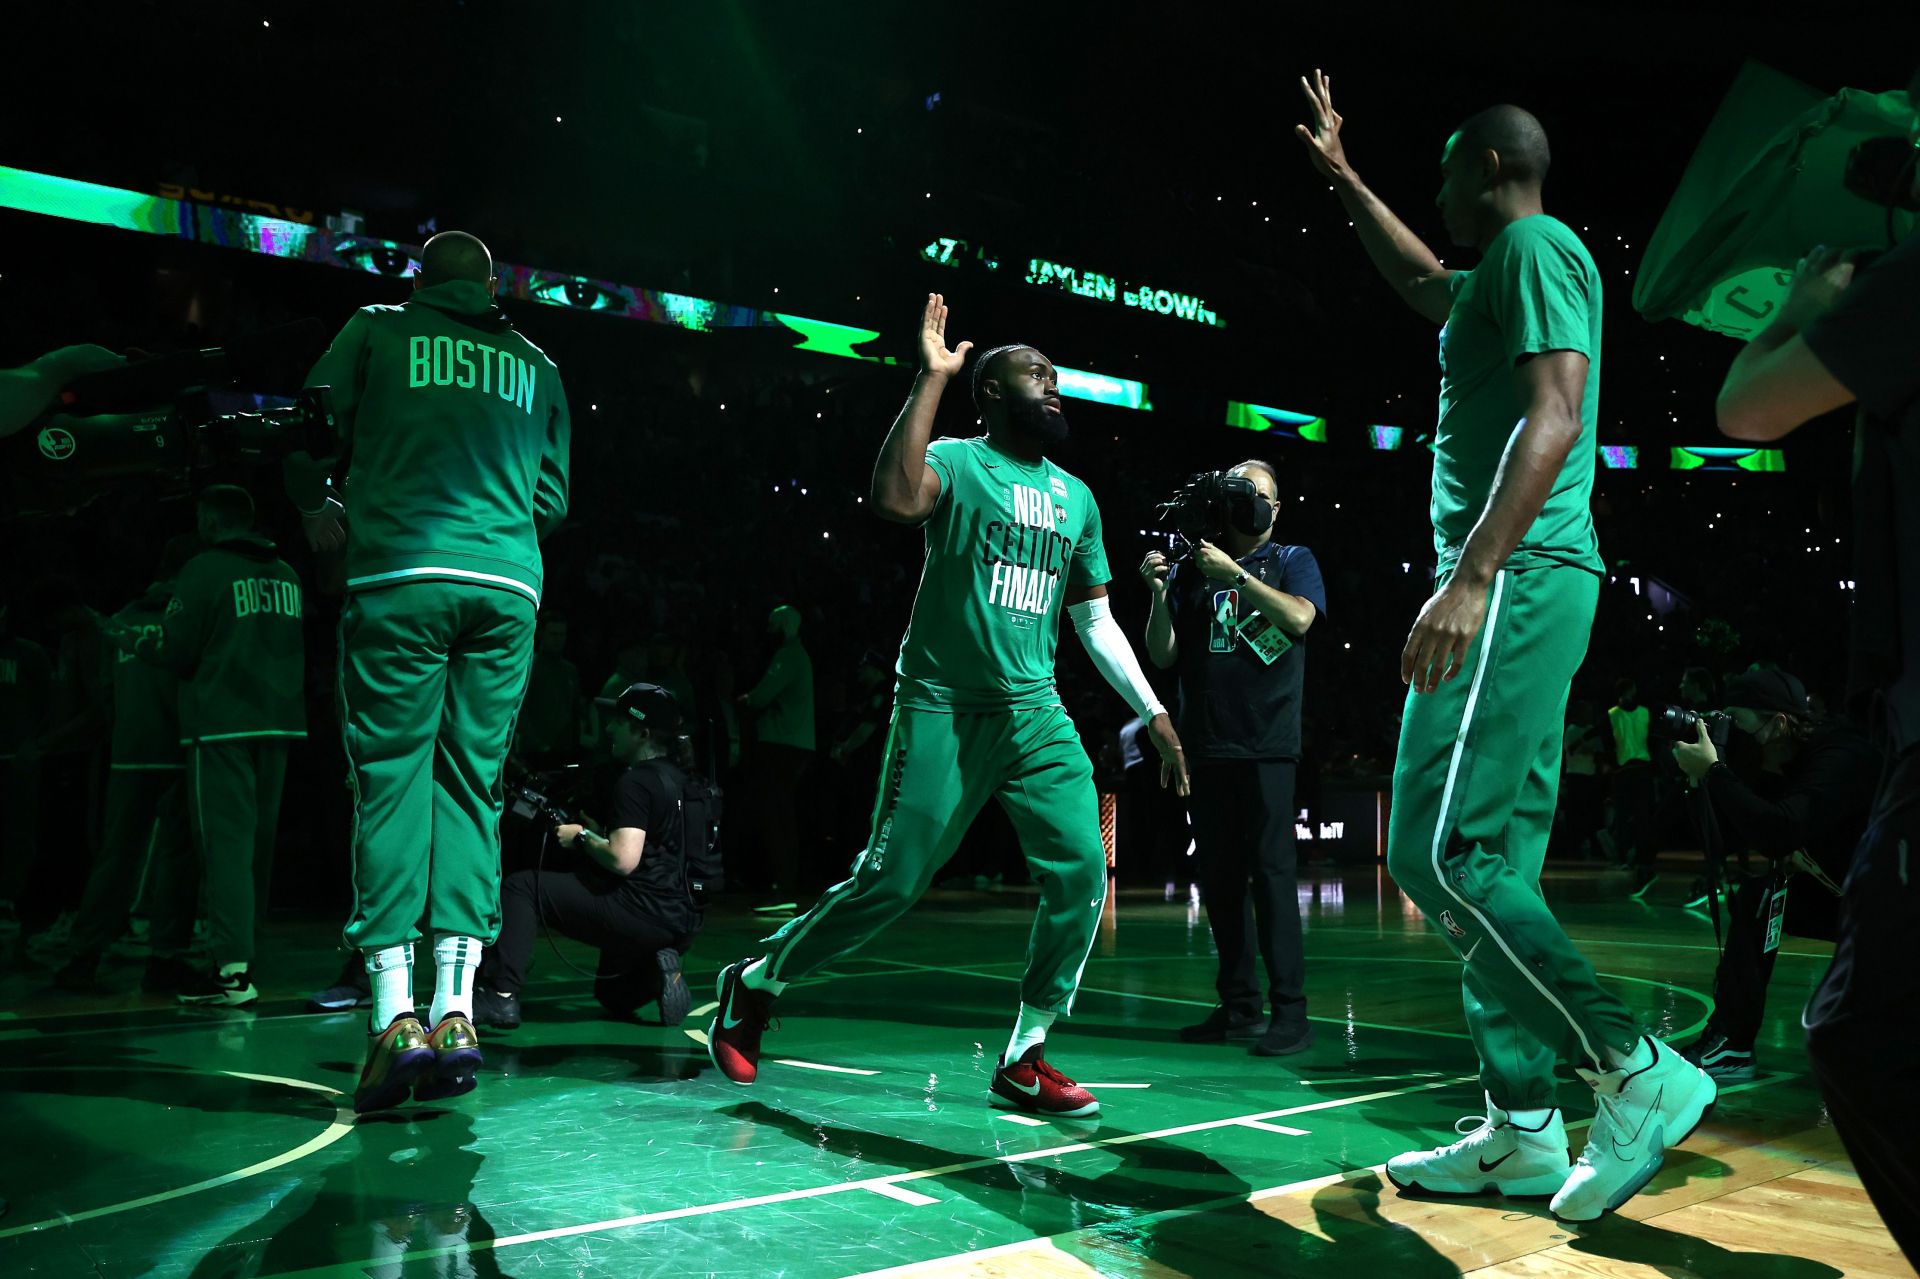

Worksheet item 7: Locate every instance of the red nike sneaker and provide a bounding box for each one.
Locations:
[990,1045,1101,1117]
[708,959,778,1085]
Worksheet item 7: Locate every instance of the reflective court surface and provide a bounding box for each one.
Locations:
[1,866,1910,1278]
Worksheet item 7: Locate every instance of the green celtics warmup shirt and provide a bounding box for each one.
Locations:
[1434,214,1604,576]
[294,279,570,604]
[894,435,1110,711]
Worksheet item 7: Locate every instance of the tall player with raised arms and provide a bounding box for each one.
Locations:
[708,294,1188,1117]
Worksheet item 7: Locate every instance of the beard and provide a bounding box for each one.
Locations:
[1007,397,1070,449]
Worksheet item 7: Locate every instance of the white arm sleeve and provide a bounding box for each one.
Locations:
[1068,596,1167,722]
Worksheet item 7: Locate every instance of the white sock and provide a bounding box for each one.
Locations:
[1005,1004,1056,1064]
[741,957,787,996]
[365,944,414,1034]
[429,934,484,1026]
[1505,1107,1555,1131]
[218,961,248,980]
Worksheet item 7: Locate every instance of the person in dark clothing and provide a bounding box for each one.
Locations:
[57,535,203,994]
[0,581,54,938]
[475,683,700,1029]
[1670,669,1879,1079]
[99,487,306,1007]
[1714,75,1920,1263]
[739,605,814,903]
[1142,458,1329,1057]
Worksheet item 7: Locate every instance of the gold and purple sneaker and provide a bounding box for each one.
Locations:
[414,1013,483,1102]
[354,1015,435,1114]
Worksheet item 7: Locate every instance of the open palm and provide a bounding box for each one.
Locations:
[919,293,972,377]
[1294,68,1352,181]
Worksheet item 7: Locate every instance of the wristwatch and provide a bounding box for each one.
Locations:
[1232,569,1249,588]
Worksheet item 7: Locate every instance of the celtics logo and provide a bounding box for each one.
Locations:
[37,426,76,461]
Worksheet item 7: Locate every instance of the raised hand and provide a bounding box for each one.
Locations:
[918,293,973,378]
[1293,68,1353,183]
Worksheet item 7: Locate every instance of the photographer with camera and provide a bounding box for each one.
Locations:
[473,683,704,1031]
[1714,68,1920,1258]
[1143,459,1326,1057]
[1660,670,1879,1081]
[290,230,571,1113]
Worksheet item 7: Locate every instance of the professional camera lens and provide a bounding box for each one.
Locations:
[1653,706,1701,742]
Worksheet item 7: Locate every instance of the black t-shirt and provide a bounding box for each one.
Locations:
[1701,719,1882,878]
[610,760,698,937]
[1166,541,1329,760]
[1804,230,1920,752]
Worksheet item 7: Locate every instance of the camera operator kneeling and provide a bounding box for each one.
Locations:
[1669,669,1879,1081]
[476,683,703,1029]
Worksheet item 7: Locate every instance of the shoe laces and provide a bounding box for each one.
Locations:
[1027,1057,1079,1089]
[1432,1113,1499,1156]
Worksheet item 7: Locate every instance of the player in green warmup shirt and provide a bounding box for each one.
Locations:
[1296,73,1715,1221]
[60,536,200,994]
[708,294,1189,1118]
[291,230,570,1113]
[101,486,306,1007]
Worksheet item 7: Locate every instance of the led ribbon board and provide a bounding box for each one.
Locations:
[1025,258,1224,328]
[1226,401,1327,442]
[0,166,1150,410]
[1670,445,1786,472]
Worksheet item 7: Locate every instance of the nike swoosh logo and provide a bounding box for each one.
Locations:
[1004,1075,1042,1096]
[721,979,744,1030]
[1611,1085,1662,1155]
[1478,1150,1517,1173]
[1463,938,1482,963]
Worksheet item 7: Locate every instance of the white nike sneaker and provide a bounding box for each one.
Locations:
[1384,1093,1573,1198]
[1551,1036,1718,1222]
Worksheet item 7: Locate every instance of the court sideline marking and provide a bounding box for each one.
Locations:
[249,1074,1475,1279]
[0,1069,353,1240]
[837,1073,1801,1279]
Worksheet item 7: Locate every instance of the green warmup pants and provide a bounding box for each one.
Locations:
[1385,566,1643,1109]
[71,769,194,958]
[340,583,536,951]
[762,702,1107,1014]
[188,742,288,968]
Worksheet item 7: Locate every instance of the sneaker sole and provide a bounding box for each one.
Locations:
[178,987,259,1008]
[1251,1029,1316,1057]
[989,1090,1100,1119]
[414,1049,483,1103]
[657,949,690,1027]
[355,1047,437,1114]
[1384,1165,1569,1200]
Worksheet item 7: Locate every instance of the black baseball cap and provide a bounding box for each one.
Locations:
[1724,669,1810,718]
[594,682,683,734]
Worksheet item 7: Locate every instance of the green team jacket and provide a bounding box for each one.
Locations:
[134,536,307,746]
[289,279,571,604]
[110,584,183,768]
[746,639,815,752]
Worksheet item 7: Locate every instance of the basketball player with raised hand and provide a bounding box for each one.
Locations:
[707,294,1187,1117]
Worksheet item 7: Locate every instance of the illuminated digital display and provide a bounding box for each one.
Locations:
[1368,426,1404,451]
[1670,446,1786,472]
[0,166,1157,410]
[1226,401,1327,441]
[1600,445,1640,469]
[1027,257,1223,328]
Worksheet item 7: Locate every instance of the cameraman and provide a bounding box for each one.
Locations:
[1714,70,1919,1258]
[474,683,699,1029]
[1670,670,1878,1080]
[1142,459,1327,1057]
[0,345,124,440]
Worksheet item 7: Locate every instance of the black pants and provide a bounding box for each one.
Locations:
[753,743,812,892]
[1806,746,1920,1266]
[1708,869,1839,1050]
[481,866,687,1015]
[70,770,195,958]
[1187,758,1305,1027]
[1610,762,1657,867]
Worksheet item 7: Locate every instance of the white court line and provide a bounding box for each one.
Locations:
[864,1182,940,1207]
[995,1114,1049,1127]
[0,1069,353,1240]
[840,1072,1800,1279]
[773,1059,882,1077]
[1238,1119,1311,1136]
[253,1074,1472,1278]
[1077,1083,1151,1089]
[691,1001,719,1017]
